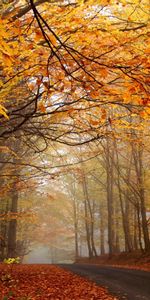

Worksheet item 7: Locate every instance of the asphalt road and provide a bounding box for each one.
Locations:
[60,264,150,300]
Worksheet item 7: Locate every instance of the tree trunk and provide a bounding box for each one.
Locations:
[99,204,105,255]
[7,137,21,258]
[82,174,97,257]
[7,184,18,258]
[105,137,115,256]
[73,197,79,259]
[84,197,93,258]
[132,143,150,252]
[133,208,138,250]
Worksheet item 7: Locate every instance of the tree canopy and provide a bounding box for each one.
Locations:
[0,0,149,145]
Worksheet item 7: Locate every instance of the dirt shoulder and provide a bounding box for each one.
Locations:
[75,252,150,272]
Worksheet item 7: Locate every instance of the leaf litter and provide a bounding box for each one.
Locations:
[0,264,118,299]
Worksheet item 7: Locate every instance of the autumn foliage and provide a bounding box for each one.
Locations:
[0,264,117,300]
[0,0,150,142]
[0,0,150,278]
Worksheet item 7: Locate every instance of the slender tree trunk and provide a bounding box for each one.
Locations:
[105,137,115,256]
[90,200,97,257]
[133,208,138,250]
[99,204,105,255]
[82,174,97,257]
[73,197,79,259]
[137,203,144,252]
[114,140,133,253]
[115,202,120,253]
[84,197,93,258]
[139,156,150,252]
[7,183,18,258]
[0,199,9,260]
[7,137,21,258]
[132,143,150,252]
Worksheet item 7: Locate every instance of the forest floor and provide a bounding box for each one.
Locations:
[76,251,150,271]
[0,264,117,300]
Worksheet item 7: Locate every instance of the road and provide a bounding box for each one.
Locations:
[60,264,150,300]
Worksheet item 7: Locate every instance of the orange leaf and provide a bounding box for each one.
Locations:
[38,103,46,113]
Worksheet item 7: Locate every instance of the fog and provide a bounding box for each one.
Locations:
[24,245,51,264]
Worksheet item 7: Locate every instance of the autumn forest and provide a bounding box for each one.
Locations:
[0,0,150,271]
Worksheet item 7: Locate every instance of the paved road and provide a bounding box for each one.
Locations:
[60,264,150,300]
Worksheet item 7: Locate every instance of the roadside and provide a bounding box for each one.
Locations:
[0,264,117,299]
[75,252,150,272]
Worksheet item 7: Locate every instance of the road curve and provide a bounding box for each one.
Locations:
[59,264,150,300]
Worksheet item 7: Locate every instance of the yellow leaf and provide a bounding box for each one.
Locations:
[2,53,13,67]
[145,107,150,115]
[49,34,57,46]
[0,104,9,119]
[123,92,131,104]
